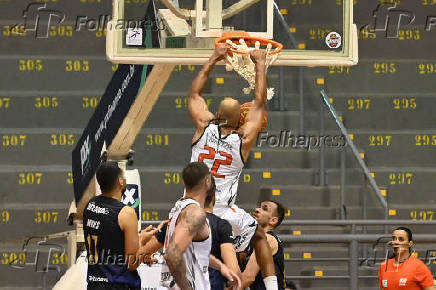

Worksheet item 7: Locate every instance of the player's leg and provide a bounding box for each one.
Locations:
[215,205,277,289]
[250,226,276,279]
[231,205,278,289]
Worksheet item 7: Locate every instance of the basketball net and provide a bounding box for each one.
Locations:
[224,39,280,101]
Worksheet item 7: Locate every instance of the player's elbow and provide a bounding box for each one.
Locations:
[163,251,176,270]
[253,98,266,109]
[188,92,202,103]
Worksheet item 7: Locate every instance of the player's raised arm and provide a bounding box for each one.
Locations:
[188,44,228,134]
[240,49,268,161]
[164,204,207,290]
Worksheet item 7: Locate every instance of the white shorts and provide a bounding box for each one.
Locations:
[213,204,257,252]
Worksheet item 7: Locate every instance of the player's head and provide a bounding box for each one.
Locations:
[216,97,240,128]
[96,161,126,195]
[182,162,212,194]
[253,200,285,229]
[392,227,413,255]
[204,176,216,210]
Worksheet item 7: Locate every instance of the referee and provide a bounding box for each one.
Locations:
[83,162,158,290]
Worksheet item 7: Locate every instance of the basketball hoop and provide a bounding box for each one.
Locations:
[215,31,283,100]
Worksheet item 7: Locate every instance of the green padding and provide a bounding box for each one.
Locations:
[139,25,153,89]
[166,37,186,48]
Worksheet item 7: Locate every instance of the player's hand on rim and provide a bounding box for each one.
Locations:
[213,43,230,61]
[250,49,267,65]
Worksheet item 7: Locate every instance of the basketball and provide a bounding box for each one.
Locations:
[239,102,268,132]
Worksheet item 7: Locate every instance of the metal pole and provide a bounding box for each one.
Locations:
[320,95,325,186]
[362,184,367,220]
[320,90,387,209]
[361,184,368,265]
[383,205,389,234]
[340,147,346,219]
[349,225,359,290]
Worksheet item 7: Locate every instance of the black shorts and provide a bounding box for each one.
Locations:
[209,268,224,290]
[87,282,130,290]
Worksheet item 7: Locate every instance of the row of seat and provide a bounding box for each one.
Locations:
[2,93,436,129]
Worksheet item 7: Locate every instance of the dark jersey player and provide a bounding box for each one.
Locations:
[83,162,160,290]
[204,177,241,289]
[242,200,286,290]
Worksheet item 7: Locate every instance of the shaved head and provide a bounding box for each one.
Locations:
[217,97,240,127]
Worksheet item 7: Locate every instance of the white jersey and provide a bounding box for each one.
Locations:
[161,198,211,290]
[191,124,244,207]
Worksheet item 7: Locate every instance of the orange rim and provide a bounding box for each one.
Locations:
[215,32,283,55]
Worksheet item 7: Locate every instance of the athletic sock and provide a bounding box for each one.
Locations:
[263,275,278,290]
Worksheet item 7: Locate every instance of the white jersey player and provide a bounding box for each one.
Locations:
[161,198,212,290]
[161,162,240,290]
[190,123,244,207]
[187,44,279,290]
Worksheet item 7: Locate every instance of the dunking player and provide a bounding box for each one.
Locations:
[187,43,278,289]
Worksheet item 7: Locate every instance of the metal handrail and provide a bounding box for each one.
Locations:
[280,219,436,226]
[280,234,436,243]
[320,89,388,213]
[142,219,436,226]
[139,220,436,289]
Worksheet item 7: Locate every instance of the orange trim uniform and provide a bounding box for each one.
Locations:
[378,256,434,289]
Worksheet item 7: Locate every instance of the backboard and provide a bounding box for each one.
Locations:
[106,0,358,66]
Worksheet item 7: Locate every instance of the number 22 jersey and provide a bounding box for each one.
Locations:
[190,123,244,207]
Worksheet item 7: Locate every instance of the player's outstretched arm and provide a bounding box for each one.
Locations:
[136,220,168,265]
[240,49,268,161]
[188,44,228,134]
[164,205,207,290]
[219,218,242,278]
